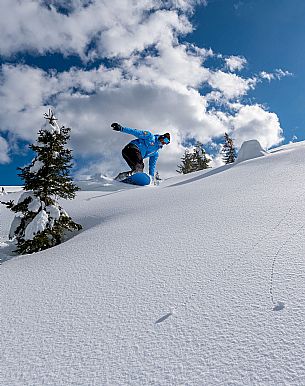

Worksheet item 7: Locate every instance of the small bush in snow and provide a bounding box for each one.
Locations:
[2,110,82,254]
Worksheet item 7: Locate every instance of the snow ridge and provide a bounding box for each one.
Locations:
[1,141,305,385]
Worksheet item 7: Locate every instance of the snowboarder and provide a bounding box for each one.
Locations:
[111,123,170,181]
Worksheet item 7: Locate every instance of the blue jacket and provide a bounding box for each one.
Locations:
[122,127,163,176]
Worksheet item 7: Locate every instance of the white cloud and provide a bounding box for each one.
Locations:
[0,136,10,164]
[99,9,194,59]
[0,0,201,60]
[123,43,212,92]
[0,0,288,177]
[275,69,293,78]
[260,71,274,82]
[0,64,56,141]
[166,0,207,11]
[225,55,247,72]
[208,71,256,99]
[229,104,284,149]
[260,69,293,82]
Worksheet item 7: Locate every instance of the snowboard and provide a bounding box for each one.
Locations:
[121,172,151,186]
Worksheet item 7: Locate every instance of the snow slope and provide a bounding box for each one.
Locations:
[0,186,23,193]
[1,141,305,385]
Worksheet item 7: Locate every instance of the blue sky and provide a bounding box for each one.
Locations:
[192,0,305,142]
[0,0,303,185]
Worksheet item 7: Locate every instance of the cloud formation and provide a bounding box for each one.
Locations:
[225,55,247,72]
[228,104,283,149]
[0,0,199,60]
[0,0,289,177]
[0,136,10,164]
[259,69,293,82]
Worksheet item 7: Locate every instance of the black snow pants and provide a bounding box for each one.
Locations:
[122,143,144,173]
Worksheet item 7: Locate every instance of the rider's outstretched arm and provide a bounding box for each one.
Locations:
[111,123,154,141]
[122,127,154,141]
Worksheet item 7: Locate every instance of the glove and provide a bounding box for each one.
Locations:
[111,123,122,131]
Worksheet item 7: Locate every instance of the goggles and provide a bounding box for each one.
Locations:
[159,136,170,145]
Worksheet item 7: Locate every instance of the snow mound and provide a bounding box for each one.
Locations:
[24,209,49,241]
[236,139,268,163]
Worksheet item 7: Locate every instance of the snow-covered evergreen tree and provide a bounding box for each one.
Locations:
[177,143,211,174]
[177,149,194,174]
[2,110,82,254]
[192,142,211,171]
[222,132,237,164]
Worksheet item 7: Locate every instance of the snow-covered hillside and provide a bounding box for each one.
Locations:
[1,141,305,385]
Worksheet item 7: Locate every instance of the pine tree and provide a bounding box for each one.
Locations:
[1,110,82,254]
[176,149,194,174]
[177,143,211,174]
[222,132,237,164]
[192,142,211,171]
